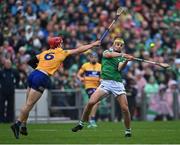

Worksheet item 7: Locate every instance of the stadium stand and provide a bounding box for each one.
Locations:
[0,0,179,121]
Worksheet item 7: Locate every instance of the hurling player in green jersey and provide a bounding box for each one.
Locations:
[72,38,134,137]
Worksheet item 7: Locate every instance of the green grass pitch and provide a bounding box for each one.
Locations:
[0,121,180,144]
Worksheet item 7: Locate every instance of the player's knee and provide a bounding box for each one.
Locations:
[88,100,96,107]
[20,106,28,115]
[121,105,129,113]
[96,101,100,106]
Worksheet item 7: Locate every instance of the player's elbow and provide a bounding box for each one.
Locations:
[88,100,96,107]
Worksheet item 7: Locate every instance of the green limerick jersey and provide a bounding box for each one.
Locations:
[101,49,127,82]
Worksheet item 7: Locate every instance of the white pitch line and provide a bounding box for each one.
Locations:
[33,129,57,132]
[32,128,177,132]
[32,129,117,132]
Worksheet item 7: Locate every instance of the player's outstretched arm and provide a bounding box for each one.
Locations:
[68,40,101,55]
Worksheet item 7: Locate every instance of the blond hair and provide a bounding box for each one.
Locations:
[113,38,125,45]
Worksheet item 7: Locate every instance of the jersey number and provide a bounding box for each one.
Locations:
[44,53,55,60]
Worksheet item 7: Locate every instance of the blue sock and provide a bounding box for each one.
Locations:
[91,116,96,121]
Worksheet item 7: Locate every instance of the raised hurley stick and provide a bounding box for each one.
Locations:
[100,7,127,42]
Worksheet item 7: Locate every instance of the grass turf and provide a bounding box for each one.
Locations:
[0,121,180,144]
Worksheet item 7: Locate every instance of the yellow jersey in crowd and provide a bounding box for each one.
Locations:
[78,62,101,89]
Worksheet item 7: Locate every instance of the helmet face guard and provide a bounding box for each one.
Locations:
[48,36,63,49]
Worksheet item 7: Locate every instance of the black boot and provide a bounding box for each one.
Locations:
[11,123,20,139]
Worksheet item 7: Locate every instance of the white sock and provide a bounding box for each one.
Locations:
[79,120,84,126]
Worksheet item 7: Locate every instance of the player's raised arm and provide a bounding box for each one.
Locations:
[103,50,134,60]
[68,40,101,55]
[103,50,123,58]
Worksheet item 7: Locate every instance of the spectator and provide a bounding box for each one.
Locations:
[134,69,147,104]
[164,80,180,119]
[125,77,137,120]
[149,84,173,120]
[144,76,159,103]
[0,59,20,123]
[134,69,146,119]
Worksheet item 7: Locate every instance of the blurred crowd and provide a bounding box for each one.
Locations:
[0,0,180,121]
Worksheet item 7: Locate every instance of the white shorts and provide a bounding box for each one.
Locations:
[98,80,126,97]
